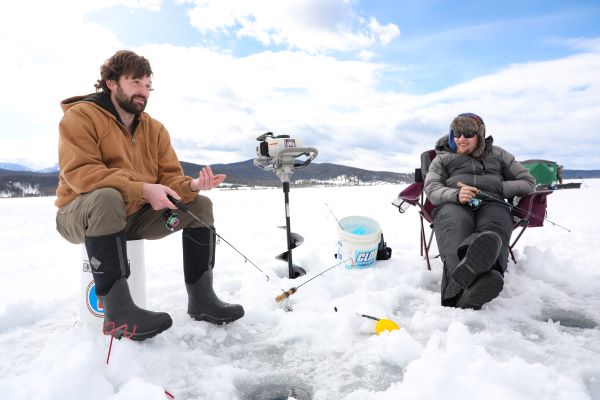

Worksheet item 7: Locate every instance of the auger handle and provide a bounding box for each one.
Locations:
[275,287,297,303]
[275,147,318,170]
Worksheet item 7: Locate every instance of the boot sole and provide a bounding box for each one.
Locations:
[452,232,501,288]
[457,271,504,310]
[107,317,173,341]
[189,309,245,325]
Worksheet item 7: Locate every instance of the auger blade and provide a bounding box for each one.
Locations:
[275,252,305,278]
[275,231,304,262]
[275,227,306,277]
[276,227,305,247]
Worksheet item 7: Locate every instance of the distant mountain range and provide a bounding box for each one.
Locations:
[561,170,600,179]
[1,160,598,198]
[181,160,413,187]
[0,162,59,173]
[0,159,413,198]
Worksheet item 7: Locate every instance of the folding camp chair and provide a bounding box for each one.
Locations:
[391,150,437,270]
[392,150,552,270]
[509,188,552,261]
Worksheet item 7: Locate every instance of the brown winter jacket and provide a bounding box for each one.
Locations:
[56,93,198,215]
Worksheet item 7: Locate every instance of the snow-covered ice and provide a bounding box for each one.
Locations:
[1,181,599,400]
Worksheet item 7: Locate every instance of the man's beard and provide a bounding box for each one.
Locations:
[114,84,147,114]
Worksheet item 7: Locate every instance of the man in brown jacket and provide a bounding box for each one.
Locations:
[56,50,244,341]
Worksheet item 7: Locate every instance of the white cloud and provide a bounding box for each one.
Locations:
[562,37,600,52]
[139,42,600,171]
[1,2,599,173]
[0,1,160,169]
[183,0,400,54]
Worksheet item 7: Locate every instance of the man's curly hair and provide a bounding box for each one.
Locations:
[95,50,153,92]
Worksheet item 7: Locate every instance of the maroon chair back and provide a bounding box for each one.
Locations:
[513,190,552,228]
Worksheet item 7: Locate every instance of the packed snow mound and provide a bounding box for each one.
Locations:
[0,182,599,400]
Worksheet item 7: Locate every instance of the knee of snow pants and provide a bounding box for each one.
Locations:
[56,188,127,244]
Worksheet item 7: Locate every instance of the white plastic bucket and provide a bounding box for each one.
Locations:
[79,240,147,328]
[336,216,381,269]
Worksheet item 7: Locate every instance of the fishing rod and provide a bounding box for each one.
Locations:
[275,258,354,303]
[166,195,284,292]
[457,182,571,232]
[324,202,344,230]
[333,307,400,335]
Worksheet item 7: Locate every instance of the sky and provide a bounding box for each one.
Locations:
[1,0,600,172]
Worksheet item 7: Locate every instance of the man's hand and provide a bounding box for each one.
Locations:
[142,183,180,210]
[457,182,479,205]
[190,165,226,191]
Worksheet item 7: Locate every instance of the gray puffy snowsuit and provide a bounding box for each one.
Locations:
[425,134,535,305]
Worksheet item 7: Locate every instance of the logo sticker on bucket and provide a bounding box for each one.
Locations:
[354,248,378,268]
[86,280,104,318]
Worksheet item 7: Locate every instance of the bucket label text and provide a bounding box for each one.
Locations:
[354,248,377,268]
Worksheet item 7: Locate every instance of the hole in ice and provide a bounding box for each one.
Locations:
[540,308,598,329]
[241,382,312,400]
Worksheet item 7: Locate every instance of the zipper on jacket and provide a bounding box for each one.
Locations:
[130,121,141,144]
[116,119,136,144]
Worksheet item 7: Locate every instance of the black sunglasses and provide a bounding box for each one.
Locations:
[452,130,478,139]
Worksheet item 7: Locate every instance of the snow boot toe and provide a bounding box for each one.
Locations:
[186,271,244,325]
[100,278,172,341]
[106,314,173,341]
[452,231,502,288]
[456,270,504,310]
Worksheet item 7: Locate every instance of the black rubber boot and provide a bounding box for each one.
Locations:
[183,227,244,324]
[84,230,130,296]
[99,278,173,340]
[451,231,502,289]
[85,231,172,340]
[456,270,504,310]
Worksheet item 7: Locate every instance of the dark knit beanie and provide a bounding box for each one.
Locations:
[448,113,486,157]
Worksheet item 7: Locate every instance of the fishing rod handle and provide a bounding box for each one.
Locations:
[275,287,297,303]
[166,194,189,212]
[457,181,480,193]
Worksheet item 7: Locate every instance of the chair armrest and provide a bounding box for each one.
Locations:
[512,189,552,227]
[397,182,424,204]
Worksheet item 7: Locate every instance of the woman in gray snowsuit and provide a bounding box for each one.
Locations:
[424,113,535,309]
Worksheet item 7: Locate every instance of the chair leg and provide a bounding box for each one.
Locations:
[419,216,432,270]
[425,229,435,271]
[509,225,527,263]
[420,216,425,258]
[418,216,435,271]
[509,247,517,264]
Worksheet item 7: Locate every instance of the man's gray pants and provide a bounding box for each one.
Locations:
[432,201,513,305]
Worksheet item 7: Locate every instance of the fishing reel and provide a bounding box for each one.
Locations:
[468,197,482,209]
[163,209,180,231]
[254,132,318,183]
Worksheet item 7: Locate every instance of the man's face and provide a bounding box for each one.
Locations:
[455,134,479,155]
[112,75,152,115]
